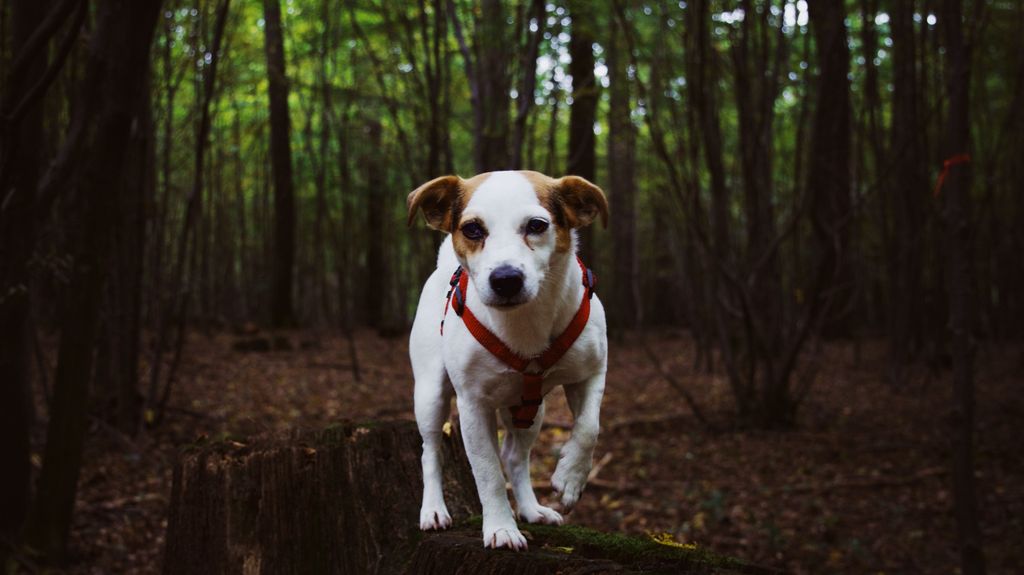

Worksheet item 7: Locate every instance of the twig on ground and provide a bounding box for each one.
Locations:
[641,342,717,430]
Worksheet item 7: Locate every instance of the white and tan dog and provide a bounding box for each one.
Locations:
[408,170,609,550]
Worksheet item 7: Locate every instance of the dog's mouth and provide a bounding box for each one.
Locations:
[483,294,530,309]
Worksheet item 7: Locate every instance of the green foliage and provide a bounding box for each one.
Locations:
[149,0,1023,337]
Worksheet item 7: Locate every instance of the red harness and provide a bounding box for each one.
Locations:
[442,258,596,428]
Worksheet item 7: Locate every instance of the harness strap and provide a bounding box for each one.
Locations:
[442,257,595,428]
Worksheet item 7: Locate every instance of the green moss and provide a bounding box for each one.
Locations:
[461,516,750,573]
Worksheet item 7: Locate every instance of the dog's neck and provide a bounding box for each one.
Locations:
[468,248,584,359]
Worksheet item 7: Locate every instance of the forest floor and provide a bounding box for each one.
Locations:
[40,328,1022,574]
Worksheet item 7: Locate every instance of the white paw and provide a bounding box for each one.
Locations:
[518,503,563,525]
[551,452,590,513]
[483,521,528,550]
[419,501,452,530]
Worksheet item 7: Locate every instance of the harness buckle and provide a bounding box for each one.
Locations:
[452,285,466,316]
[584,267,597,299]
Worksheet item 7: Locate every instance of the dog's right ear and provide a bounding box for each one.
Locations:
[407,175,463,231]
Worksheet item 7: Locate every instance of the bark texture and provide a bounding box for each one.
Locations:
[164,421,479,575]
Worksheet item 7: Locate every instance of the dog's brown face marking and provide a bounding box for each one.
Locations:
[452,216,487,258]
[449,174,492,259]
[519,171,608,253]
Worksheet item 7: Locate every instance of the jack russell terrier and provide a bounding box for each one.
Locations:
[408,170,609,550]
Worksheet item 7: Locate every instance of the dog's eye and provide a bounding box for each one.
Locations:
[525,218,549,235]
[461,222,486,240]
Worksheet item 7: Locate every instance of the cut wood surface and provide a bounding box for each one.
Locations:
[163,420,773,575]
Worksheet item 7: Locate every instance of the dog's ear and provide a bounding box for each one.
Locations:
[407,175,463,231]
[555,176,609,228]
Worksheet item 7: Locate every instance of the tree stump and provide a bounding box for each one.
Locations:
[164,421,772,575]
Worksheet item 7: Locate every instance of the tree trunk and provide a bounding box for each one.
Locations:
[364,120,386,330]
[164,421,768,575]
[807,0,853,335]
[887,0,927,380]
[95,69,155,434]
[264,0,297,327]
[509,0,544,170]
[22,0,164,561]
[687,0,728,266]
[475,0,510,172]
[449,0,511,173]
[566,0,598,261]
[0,0,48,543]
[606,15,637,330]
[940,2,986,572]
[164,421,479,575]
[684,0,728,369]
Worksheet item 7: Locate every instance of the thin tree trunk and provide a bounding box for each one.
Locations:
[509,0,544,169]
[264,0,296,327]
[888,0,927,382]
[686,0,729,371]
[364,120,385,330]
[544,87,560,175]
[95,69,154,434]
[566,0,598,261]
[607,14,637,330]
[448,0,510,173]
[688,0,728,266]
[940,2,986,572]
[0,0,49,543]
[807,0,853,334]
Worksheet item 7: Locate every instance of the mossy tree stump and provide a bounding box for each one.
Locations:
[163,421,773,575]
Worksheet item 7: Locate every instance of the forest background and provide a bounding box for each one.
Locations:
[0,0,1020,573]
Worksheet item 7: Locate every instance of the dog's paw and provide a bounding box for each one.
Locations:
[419,501,452,531]
[518,503,563,525]
[551,453,590,513]
[483,521,528,550]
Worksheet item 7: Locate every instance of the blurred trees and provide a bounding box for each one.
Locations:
[10,0,164,561]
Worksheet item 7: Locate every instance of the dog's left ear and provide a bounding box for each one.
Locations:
[407,175,463,231]
[556,176,609,228]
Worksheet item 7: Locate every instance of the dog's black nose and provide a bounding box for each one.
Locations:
[489,265,524,299]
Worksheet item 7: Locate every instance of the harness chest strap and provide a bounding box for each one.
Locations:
[442,258,596,429]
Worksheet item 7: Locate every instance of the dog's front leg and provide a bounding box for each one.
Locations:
[552,371,606,512]
[415,371,454,530]
[457,397,528,550]
[499,403,563,525]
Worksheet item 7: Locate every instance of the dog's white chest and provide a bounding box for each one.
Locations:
[441,311,606,408]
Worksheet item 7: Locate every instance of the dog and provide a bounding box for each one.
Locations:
[407,170,609,550]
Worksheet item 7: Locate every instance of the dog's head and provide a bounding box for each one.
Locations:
[408,170,607,308]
